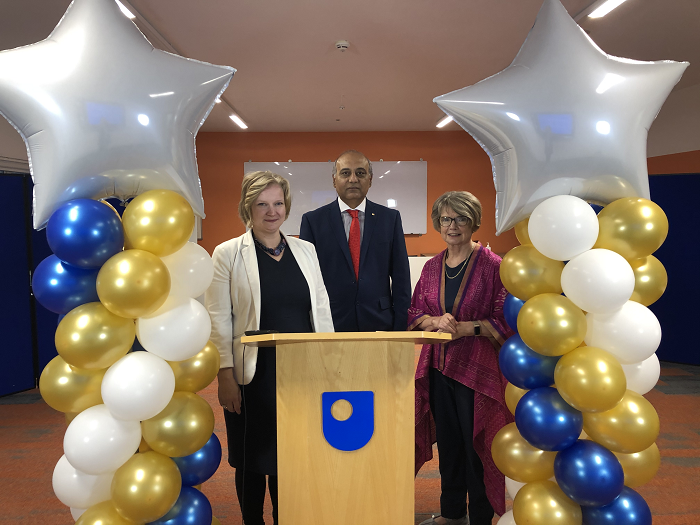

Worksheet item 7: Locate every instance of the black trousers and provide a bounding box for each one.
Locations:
[429,367,494,525]
[235,468,278,525]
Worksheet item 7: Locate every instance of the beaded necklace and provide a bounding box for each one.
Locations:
[253,233,287,256]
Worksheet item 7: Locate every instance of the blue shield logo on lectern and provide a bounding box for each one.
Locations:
[322,391,374,451]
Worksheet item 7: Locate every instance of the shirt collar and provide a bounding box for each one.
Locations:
[337,197,366,214]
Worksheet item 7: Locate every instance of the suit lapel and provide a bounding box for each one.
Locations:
[360,200,377,274]
[241,231,261,325]
[330,201,354,274]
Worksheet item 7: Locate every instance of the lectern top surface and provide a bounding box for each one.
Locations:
[241,331,452,346]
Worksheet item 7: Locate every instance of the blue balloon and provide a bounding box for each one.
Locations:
[172,433,222,486]
[32,255,100,314]
[554,440,624,507]
[503,293,524,332]
[515,387,582,451]
[148,486,213,525]
[46,199,123,268]
[581,486,652,525]
[589,203,605,215]
[499,334,560,389]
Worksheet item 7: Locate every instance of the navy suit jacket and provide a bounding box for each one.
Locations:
[299,199,411,332]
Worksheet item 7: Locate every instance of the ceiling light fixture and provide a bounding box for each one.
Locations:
[230,114,248,129]
[588,0,629,18]
[115,0,136,19]
[436,115,453,128]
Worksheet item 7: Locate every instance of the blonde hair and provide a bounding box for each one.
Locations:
[431,191,482,232]
[238,171,292,227]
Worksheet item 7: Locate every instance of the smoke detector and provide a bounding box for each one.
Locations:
[335,40,350,52]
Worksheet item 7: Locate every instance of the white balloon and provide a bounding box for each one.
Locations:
[527,196,599,261]
[161,242,214,299]
[136,296,212,361]
[621,354,661,395]
[101,352,175,421]
[585,301,662,364]
[53,455,113,509]
[70,508,86,520]
[64,404,141,475]
[497,510,516,525]
[506,476,526,500]
[561,249,635,314]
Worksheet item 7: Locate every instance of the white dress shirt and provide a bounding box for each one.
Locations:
[337,197,366,242]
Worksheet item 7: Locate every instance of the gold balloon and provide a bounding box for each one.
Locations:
[212,518,222,525]
[76,501,136,525]
[491,423,556,483]
[111,451,181,523]
[629,255,668,307]
[514,218,532,245]
[517,294,586,357]
[142,392,215,457]
[613,443,661,488]
[55,302,135,369]
[138,437,152,453]
[583,390,660,453]
[65,412,79,425]
[505,382,528,415]
[122,189,195,257]
[554,346,626,412]
[594,197,669,260]
[39,356,105,413]
[513,480,582,525]
[500,245,564,300]
[168,340,221,393]
[96,249,171,319]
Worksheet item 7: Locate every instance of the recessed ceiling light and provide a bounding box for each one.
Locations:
[115,0,136,19]
[436,115,453,128]
[589,0,629,19]
[230,115,248,129]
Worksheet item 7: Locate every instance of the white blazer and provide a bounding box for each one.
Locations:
[205,230,334,385]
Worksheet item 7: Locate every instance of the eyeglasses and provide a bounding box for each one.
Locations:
[440,216,470,227]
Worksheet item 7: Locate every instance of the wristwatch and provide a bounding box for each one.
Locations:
[473,321,481,336]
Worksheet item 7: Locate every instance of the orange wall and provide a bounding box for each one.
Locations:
[195,131,518,256]
[648,150,700,175]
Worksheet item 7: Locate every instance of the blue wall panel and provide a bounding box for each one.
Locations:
[648,174,700,365]
[0,175,35,395]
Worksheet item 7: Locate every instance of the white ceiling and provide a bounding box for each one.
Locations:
[0,0,697,133]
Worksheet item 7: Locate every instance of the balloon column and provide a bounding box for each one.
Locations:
[0,0,233,521]
[36,191,223,523]
[493,195,667,525]
[432,1,680,522]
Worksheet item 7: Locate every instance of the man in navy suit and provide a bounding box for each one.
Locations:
[300,150,411,332]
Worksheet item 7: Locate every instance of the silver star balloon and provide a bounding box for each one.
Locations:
[435,0,688,234]
[0,0,234,228]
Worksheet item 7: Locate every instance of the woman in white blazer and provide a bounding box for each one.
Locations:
[205,171,333,525]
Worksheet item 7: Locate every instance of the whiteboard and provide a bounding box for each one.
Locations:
[245,161,427,235]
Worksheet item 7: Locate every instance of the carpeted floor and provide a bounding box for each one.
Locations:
[1,354,698,525]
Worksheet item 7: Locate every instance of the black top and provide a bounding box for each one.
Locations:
[257,244,313,333]
[222,245,314,475]
[444,252,472,314]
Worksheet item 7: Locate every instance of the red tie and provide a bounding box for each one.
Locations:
[348,209,361,279]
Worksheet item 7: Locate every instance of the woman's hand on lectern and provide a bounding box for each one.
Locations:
[218,367,242,414]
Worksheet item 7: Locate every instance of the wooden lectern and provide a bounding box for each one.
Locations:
[241,331,451,525]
